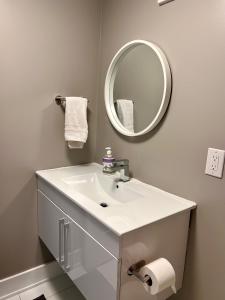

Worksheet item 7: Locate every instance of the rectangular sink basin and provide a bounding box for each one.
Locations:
[62,172,144,206]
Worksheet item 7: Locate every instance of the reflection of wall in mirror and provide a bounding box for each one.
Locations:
[114,45,164,133]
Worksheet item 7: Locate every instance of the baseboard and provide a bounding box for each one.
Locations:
[0,261,63,300]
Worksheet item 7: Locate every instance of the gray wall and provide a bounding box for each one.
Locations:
[1,1,225,299]
[95,0,225,299]
[0,0,101,279]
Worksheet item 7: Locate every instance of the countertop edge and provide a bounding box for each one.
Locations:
[36,163,197,236]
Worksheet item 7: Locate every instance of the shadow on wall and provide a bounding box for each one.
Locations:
[171,210,197,300]
[0,176,53,280]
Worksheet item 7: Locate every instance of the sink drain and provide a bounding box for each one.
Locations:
[100,202,108,208]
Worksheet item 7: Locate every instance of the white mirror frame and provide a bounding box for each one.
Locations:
[104,40,172,137]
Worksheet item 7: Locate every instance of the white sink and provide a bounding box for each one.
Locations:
[62,172,143,206]
[36,163,196,235]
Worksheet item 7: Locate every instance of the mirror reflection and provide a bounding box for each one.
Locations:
[113,44,165,133]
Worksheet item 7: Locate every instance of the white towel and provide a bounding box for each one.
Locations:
[64,97,88,149]
[116,99,134,132]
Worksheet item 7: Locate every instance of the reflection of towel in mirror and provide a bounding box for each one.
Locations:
[64,97,88,149]
[116,99,134,132]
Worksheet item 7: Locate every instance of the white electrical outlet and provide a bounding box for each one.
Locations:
[205,148,225,178]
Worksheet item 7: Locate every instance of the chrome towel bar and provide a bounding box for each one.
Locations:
[55,95,66,106]
[55,95,88,109]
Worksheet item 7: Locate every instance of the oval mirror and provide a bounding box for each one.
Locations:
[105,40,172,137]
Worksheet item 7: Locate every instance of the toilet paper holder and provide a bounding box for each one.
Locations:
[127,260,152,286]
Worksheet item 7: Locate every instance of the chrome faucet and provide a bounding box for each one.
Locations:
[103,159,130,182]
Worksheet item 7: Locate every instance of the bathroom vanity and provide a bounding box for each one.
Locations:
[36,163,196,300]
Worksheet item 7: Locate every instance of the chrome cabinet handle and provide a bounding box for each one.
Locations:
[64,222,70,271]
[58,218,65,265]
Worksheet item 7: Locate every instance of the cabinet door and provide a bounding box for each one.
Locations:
[64,215,119,300]
[38,190,66,265]
[38,190,119,300]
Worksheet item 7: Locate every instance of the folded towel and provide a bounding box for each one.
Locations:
[64,97,88,149]
[116,99,134,132]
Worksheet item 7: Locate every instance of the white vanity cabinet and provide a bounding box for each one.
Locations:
[36,164,196,300]
[38,189,119,300]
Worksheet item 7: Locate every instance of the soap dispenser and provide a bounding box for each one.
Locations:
[103,147,115,173]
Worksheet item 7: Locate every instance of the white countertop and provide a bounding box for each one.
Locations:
[36,163,196,236]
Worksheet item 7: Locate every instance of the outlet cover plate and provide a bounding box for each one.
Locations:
[205,148,225,178]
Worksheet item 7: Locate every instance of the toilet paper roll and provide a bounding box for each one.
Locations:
[139,258,176,295]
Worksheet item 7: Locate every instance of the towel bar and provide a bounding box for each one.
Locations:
[55,95,88,109]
